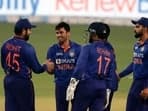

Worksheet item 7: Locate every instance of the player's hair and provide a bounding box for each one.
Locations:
[14,27,23,35]
[55,22,70,32]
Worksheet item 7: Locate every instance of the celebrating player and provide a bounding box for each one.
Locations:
[66,22,118,111]
[46,22,81,111]
[1,18,51,111]
[119,17,148,111]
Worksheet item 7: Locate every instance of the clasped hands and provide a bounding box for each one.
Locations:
[44,59,55,74]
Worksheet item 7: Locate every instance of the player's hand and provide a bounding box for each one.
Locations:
[116,72,121,81]
[140,88,148,100]
[66,78,79,101]
[45,59,54,74]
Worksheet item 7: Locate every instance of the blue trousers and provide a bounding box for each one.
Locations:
[55,83,73,111]
[4,75,35,111]
[72,78,107,111]
[126,79,148,111]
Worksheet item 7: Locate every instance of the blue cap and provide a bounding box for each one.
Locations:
[131,17,148,27]
[15,18,36,29]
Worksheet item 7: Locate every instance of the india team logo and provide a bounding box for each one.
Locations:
[56,59,61,64]
[69,50,75,57]
[140,46,144,52]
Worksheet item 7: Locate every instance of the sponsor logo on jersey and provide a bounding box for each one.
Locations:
[56,52,63,56]
[56,59,75,64]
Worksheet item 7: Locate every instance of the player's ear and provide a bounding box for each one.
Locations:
[22,28,26,35]
[67,31,70,37]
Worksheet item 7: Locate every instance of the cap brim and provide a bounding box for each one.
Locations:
[31,25,36,28]
[131,20,137,25]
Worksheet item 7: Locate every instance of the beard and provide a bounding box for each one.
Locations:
[134,33,142,38]
[24,35,30,41]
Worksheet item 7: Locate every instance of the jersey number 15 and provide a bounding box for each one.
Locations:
[6,52,20,72]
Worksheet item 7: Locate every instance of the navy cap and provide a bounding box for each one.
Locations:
[15,18,36,29]
[131,17,148,27]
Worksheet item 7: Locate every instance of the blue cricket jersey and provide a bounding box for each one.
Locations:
[46,41,81,85]
[72,41,118,91]
[119,40,148,87]
[1,37,46,79]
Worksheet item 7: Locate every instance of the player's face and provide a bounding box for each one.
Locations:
[55,27,70,44]
[134,24,143,38]
[23,28,32,41]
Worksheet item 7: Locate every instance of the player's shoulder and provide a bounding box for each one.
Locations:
[47,43,59,53]
[81,43,92,50]
[105,41,114,50]
[49,43,59,49]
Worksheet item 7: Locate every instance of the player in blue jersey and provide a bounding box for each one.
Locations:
[1,18,50,111]
[66,22,118,111]
[118,17,148,111]
[46,22,81,111]
[102,23,118,111]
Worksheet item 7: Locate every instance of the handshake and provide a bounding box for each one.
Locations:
[44,59,55,74]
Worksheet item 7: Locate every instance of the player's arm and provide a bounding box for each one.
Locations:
[46,46,55,74]
[24,45,46,73]
[1,45,7,73]
[118,62,133,79]
[107,61,118,91]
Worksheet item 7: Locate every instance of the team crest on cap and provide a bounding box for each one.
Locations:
[69,50,75,57]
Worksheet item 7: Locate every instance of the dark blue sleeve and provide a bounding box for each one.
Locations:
[46,46,55,62]
[1,45,7,73]
[72,45,89,80]
[106,56,118,91]
[24,46,45,73]
[119,62,133,78]
[144,79,148,88]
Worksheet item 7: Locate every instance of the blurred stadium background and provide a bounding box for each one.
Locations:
[0,0,148,111]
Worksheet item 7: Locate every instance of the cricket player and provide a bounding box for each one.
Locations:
[119,17,148,111]
[66,22,118,111]
[46,22,81,111]
[1,18,50,111]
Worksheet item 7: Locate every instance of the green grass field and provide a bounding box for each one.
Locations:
[0,22,135,111]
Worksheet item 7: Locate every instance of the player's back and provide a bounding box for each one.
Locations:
[1,37,34,79]
[73,40,115,81]
[87,41,114,75]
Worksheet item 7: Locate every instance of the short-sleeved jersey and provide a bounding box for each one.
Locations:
[46,41,81,85]
[72,41,117,87]
[1,37,45,79]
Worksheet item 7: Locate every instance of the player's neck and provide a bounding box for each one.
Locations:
[14,35,25,40]
[61,40,70,47]
[60,40,70,52]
